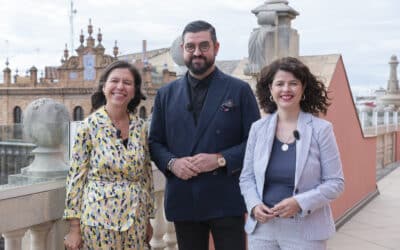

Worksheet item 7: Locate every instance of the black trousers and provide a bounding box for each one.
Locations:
[174,216,246,250]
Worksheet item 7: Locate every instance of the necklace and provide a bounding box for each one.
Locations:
[281,142,289,152]
[279,132,294,152]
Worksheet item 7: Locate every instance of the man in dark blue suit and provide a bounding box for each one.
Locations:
[149,20,260,250]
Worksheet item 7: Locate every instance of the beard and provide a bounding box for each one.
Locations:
[185,55,215,75]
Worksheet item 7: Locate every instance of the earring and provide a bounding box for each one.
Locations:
[269,95,274,102]
[302,94,306,101]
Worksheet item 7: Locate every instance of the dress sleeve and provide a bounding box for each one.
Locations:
[63,121,92,219]
[142,121,155,219]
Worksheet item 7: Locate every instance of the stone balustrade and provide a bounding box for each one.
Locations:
[0,165,177,250]
[0,142,35,185]
[358,108,400,137]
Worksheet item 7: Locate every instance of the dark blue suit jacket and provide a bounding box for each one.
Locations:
[149,68,260,221]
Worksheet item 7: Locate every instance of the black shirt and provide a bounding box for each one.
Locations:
[187,70,216,125]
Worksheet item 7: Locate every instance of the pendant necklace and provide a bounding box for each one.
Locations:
[280,132,294,152]
[281,142,289,152]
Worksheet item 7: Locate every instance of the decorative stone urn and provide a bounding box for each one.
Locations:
[8,98,70,184]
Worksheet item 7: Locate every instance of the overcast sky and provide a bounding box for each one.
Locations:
[0,0,399,94]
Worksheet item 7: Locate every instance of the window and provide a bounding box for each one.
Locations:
[13,106,22,123]
[73,106,84,121]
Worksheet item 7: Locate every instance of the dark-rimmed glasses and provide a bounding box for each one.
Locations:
[184,41,211,53]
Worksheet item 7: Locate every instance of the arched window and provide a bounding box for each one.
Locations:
[13,106,22,123]
[139,106,147,119]
[73,106,84,121]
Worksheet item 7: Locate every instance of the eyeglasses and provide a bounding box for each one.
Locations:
[184,41,211,53]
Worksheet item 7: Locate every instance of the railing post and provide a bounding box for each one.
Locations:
[30,222,54,250]
[150,191,167,250]
[164,220,177,250]
[2,228,27,250]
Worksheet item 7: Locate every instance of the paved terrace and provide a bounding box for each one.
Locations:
[328,166,400,250]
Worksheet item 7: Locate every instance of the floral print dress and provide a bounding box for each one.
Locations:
[63,106,154,249]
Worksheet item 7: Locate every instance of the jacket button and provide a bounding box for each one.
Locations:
[213,171,218,175]
[294,188,299,194]
[216,130,221,134]
[307,210,311,214]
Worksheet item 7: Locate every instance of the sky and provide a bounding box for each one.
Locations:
[0,0,399,95]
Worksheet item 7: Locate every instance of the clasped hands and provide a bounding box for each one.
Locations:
[170,153,219,180]
[252,197,301,223]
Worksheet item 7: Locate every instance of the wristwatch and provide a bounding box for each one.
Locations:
[167,158,176,172]
[216,154,226,168]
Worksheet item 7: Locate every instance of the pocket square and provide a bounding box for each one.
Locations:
[220,99,235,111]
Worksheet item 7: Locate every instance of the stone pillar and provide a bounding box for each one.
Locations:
[142,67,152,85]
[3,68,11,85]
[150,191,167,250]
[162,68,170,84]
[384,109,389,125]
[387,55,399,94]
[372,110,378,126]
[30,66,38,85]
[359,105,372,130]
[2,228,27,250]
[164,221,177,250]
[30,222,54,250]
[245,0,299,75]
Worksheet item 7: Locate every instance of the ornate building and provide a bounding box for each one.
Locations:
[0,20,176,127]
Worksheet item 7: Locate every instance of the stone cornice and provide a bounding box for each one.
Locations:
[0,87,94,96]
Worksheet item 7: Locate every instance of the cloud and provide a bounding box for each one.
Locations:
[0,0,399,92]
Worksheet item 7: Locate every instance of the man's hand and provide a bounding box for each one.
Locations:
[271,197,301,218]
[191,153,219,173]
[170,157,200,180]
[252,204,275,223]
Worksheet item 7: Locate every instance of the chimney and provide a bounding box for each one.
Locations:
[30,66,38,85]
[142,40,147,62]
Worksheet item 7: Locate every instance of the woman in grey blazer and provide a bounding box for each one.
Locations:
[239,57,344,250]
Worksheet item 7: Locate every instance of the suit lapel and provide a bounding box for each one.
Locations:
[256,113,278,193]
[190,69,228,152]
[294,111,313,187]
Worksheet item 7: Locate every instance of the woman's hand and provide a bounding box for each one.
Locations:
[64,220,82,250]
[145,220,153,245]
[271,197,301,218]
[252,204,275,223]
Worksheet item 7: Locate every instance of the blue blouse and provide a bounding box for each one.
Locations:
[263,137,296,207]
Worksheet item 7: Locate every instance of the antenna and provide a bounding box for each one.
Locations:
[69,0,77,54]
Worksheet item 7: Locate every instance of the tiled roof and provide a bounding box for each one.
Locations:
[216,60,241,75]
[119,48,170,62]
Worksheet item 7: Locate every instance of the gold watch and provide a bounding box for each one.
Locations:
[217,154,226,167]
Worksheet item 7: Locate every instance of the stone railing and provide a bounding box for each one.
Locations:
[0,166,177,250]
[0,142,35,185]
[358,108,400,137]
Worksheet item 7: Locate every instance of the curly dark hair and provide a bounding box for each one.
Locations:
[91,60,146,113]
[256,57,330,115]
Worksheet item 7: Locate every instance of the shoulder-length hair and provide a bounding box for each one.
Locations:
[91,60,146,113]
[256,57,330,115]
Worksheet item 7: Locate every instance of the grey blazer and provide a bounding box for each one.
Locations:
[239,111,344,240]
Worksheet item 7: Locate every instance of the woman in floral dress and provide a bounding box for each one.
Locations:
[63,60,154,250]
